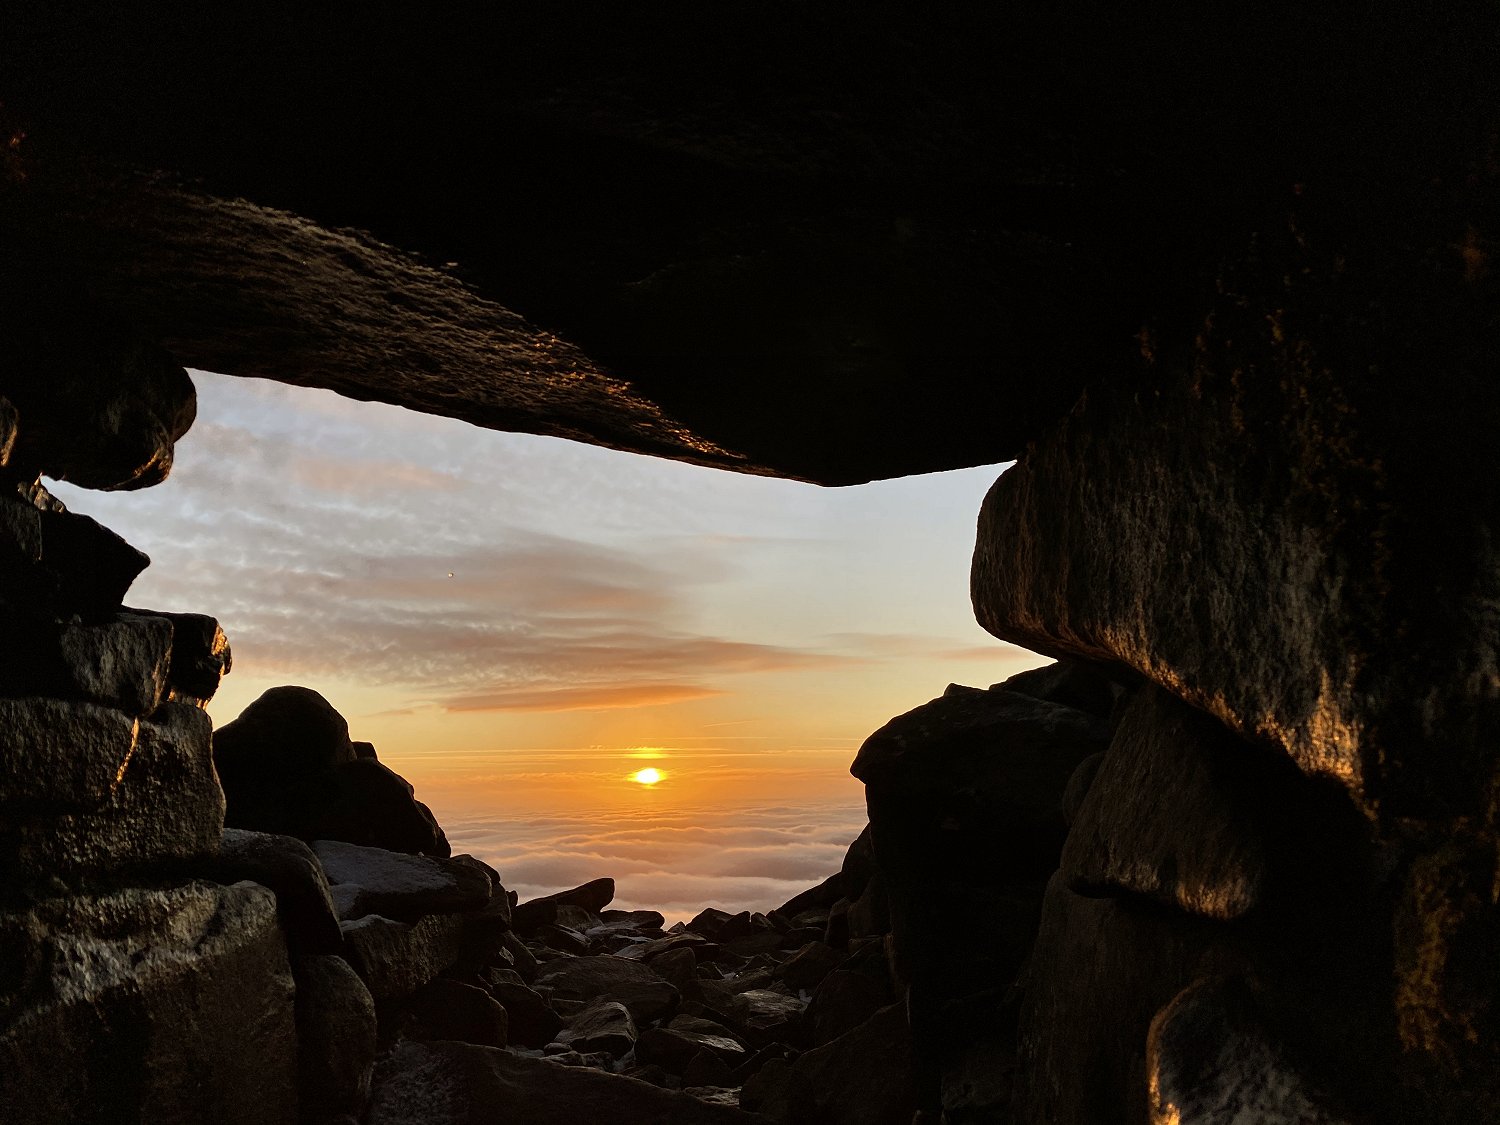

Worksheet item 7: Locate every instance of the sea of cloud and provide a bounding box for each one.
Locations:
[443,796,869,925]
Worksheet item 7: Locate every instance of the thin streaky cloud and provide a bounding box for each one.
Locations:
[444,682,725,713]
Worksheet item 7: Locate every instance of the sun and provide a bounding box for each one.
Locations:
[631,767,665,786]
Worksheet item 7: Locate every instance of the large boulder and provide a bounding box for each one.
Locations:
[123,608,232,704]
[0,492,149,617]
[743,1002,915,1125]
[850,682,1111,1111]
[308,758,451,856]
[1060,685,1287,921]
[1013,873,1234,1125]
[0,696,139,814]
[213,686,449,855]
[0,881,297,1125]
[511,878,615,931]
[214,686,355,815]
[1148,977,1355,1125]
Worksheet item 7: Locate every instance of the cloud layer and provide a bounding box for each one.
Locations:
[445,798,869,924]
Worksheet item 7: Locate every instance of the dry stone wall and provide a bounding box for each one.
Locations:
[0,366,306,1122]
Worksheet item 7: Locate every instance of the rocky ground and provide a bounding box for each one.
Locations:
[210,686,909,1125]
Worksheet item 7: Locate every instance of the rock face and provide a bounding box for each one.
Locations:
[968,219,1500,1116]
[0,301,196,490]
[212,829,343,954]
[0,881,297,1125]
[972,327,1500,827]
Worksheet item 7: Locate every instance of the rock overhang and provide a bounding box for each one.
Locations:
[9,3,1491,486]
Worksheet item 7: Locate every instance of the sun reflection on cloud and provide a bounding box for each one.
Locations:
[628,747,668,759]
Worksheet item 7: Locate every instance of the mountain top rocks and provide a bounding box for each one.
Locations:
[213,685,450,856]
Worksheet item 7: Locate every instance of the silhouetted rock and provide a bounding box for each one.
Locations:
[1,304,195,490]
[513,878,615,931]
[0,881,296,1125]
[123,608,232,703]
[778,941,844,993]
[618,930,719,963]
[805,970,890,1047]
[1013,873,1230,1125]
[852,684,1109,1110]
[490,977,562,1048]
[312,760,452,857]
[687,907,758,942]
[994,659,1121,719]
[745,1002,915,1125]
[0,495,149,615]
[214,686,354,834]
[214,687,451,857]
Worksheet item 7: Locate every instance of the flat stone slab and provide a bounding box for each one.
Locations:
[558,1000,637,1057]
[313,839,491,920]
